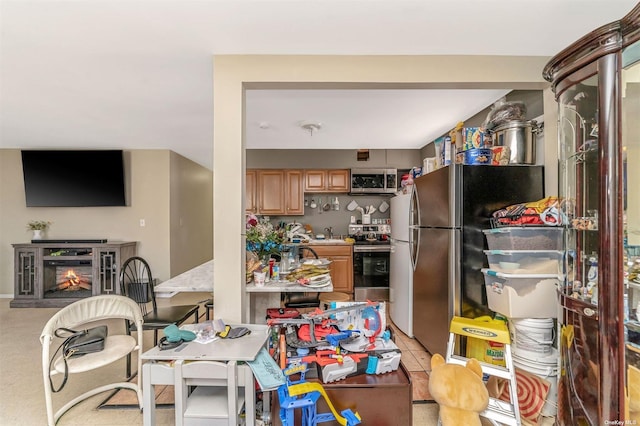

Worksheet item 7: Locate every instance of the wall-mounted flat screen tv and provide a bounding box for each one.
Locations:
[21,150,127,207]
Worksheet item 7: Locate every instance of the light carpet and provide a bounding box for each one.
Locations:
[98,379,174,409]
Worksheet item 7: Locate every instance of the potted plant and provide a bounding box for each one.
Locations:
[27,220,51,240]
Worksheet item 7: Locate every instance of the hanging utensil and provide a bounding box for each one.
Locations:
[347,200,359,211]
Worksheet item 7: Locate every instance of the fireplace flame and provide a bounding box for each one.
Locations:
[64,269,80,286]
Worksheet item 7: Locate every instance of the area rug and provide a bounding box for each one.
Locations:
[98,379,174,409]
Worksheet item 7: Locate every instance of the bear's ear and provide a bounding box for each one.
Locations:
[466,358,484,379]
[431,353,446,369]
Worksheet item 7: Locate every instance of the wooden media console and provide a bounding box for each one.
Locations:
[11,241,137,307]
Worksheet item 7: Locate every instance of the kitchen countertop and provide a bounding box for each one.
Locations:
[154,259,214,297]
[297,239,352,245]
[245,278,333,324]
[246,279,333,292]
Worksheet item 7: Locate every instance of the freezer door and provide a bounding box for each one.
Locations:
[390,240,413,337]
[412,165,455,228]
[412,227,455,356]
[390,193,411,241]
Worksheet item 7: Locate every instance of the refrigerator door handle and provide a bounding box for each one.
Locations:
[409,226,419,270]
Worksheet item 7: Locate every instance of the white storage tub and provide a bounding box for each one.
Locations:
[484,250,564,275]
[483,227,563,251]
[482,269,561,318]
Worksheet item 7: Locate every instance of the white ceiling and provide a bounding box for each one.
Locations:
[1,0,637,170]
[245,88,512,150]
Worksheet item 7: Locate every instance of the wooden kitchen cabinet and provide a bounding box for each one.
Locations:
[247,169,304,216]
[246,169,257,213]
[304,169,350,193]
[285,170,304,215]
[307,244,353,294]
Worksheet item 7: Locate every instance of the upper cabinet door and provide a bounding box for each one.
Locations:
[257,170,286,215]
[285,170,304,215]
[246,170,257,213]
[327,170,350,192]
[304,170,326,192]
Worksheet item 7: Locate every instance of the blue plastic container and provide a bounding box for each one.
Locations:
[463,148,493,165]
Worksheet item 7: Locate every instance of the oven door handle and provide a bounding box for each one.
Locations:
[353,246,391,253]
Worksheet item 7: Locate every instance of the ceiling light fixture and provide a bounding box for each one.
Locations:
[300,120,322,136]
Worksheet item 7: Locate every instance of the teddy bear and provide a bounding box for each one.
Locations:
[428,353,489,426]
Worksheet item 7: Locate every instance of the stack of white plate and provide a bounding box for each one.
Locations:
[302,273,331,288]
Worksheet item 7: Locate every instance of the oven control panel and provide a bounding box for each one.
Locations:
[348,224,391,236]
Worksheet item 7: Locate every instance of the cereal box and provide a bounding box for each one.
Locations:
[463,127,489,150]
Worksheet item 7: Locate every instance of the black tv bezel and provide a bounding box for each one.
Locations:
[21,149,127,207]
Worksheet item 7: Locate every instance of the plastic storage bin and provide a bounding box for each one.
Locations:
[483,227,563,251]
[482,269,561,318]
[484,250,564,274]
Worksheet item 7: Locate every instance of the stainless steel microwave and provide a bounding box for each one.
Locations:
[350,168,397,194]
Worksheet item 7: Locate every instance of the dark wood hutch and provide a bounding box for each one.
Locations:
[543,3,640,424]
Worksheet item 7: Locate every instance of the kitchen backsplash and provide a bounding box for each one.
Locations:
[268,194,394,237]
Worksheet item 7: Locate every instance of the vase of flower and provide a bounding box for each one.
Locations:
[245,214,285,262]
[27,220,51,241]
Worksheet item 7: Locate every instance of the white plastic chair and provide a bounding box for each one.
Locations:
[174,359,248,426]
[40,295,144,426]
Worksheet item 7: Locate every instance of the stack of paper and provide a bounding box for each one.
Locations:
[246,348,286,391]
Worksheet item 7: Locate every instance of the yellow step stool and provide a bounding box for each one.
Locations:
[445,316,521,426]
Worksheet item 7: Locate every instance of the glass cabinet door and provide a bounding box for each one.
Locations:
[622,37,640,421]
[558,70,601,425]
[559,72,601,304]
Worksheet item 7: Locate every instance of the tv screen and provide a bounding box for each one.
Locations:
[21,150,127,207]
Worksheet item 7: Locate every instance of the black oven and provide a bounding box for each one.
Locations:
[353,244,390,301]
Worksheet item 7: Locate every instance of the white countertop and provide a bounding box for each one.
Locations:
[154,259,214,296]
[246,279,333,293]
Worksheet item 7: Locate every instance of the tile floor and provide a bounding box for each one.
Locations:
[0,293,442,425]
[387,320,436,403]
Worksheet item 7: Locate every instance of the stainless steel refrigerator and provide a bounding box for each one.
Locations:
[409,164,544,356]
[389,192,413,337]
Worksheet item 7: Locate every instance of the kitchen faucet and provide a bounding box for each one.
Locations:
[324,227,334,239]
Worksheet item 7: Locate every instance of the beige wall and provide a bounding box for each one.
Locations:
[0,149,213,296]
[212,55,558,323]
[247,149,421,169]
[169,152,214,275]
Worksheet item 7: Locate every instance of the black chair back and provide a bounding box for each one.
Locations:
[120,256,158,316]
[297,245,319,260]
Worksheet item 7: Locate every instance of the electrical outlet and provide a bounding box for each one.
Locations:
[139,219,145,227]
